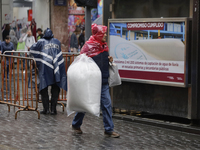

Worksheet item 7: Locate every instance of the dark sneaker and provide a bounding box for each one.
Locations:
[104,131,120,138]
[50,111,57,115]
[71,125,83,134]
[40,110,50,114]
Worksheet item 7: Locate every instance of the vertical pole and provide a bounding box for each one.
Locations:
[148,30,150,39]
[190,0,194,18]
[135,33,137,40]
[49,0,52,29]
[0,0,2,41]
[120,26,122,37]
[85,6,91,41]
[158,30,160,37]
[21,59,24,106]
[111,0,115,19]
[1,56,4,101]
[182,22,185,41]
[103,0,112,26]
[190,0,200,119]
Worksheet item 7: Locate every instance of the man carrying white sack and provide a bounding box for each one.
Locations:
[71,24,120,138]
[30,28,67,115]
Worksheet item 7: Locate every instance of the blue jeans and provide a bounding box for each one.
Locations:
[4,60,10,79]
[23,59,30,69]
[72,84,114,133]
[4,65,9,79]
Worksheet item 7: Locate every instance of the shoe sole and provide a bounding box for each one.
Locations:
[40,112,50,115]
[104,133,120,138]
[50,113,57,115]
[70,125,83,134]
[104,134,120,138]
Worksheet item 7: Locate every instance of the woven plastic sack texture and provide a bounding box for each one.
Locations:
[67,54,102,116]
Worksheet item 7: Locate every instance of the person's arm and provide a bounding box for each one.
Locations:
[19,33,25,43]
[33,36,36,43]
[30,41,42,53]
[11,43,14,51]
[29,42,41,69]
[22,34,28,42]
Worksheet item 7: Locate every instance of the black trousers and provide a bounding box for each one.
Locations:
[40,84,60,112]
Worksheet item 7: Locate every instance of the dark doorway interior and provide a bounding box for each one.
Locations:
[114,0,190,18]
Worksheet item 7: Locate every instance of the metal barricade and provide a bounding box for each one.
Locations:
[2,51,80,113]
[0,53,40,119]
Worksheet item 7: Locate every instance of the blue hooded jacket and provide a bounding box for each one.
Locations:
[1,41,14,65]
[30,28,67,92]
[1,41,14,54]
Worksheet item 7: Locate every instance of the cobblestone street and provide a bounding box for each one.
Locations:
[0,103,200,150]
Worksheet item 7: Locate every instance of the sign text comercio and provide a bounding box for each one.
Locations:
[127,22,164,30]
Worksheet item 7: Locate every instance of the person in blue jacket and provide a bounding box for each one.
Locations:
[1,35,14,54]
[1,36,14,78]
[30,28,67,115]
[71,24,120,138]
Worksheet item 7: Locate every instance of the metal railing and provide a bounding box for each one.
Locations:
[2,51,80,112]
[0,53,40,119]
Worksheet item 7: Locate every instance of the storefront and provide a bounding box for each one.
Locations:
[67,0,103,49]
[108,0,200,119]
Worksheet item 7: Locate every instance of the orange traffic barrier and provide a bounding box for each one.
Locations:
[0,53,40,119]
[2,51,80,113]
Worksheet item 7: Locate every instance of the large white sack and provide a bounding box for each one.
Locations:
[67,54,102,117]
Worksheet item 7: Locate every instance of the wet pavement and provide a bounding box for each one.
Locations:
[0,104,200,150]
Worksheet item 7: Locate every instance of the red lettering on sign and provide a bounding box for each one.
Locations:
[127,22,164,30]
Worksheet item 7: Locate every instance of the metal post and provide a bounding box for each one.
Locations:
[103,0,112,26]
[148,30,150,39]
[49,0,52,29]
[85,6,91,41]
[0,0,2,41]
[190,0,200,119]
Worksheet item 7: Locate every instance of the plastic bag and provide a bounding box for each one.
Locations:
[16,42,25,51]
[108,63,121,87]
[67,54,102,117]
